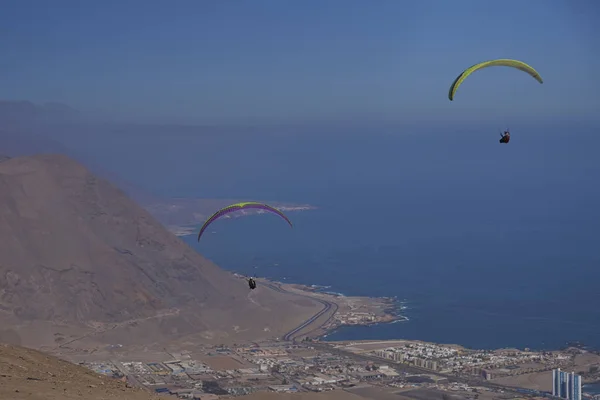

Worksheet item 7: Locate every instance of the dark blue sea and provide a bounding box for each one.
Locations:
[584,383,600,396]
[172,124,600,352]
[74,121,600,352]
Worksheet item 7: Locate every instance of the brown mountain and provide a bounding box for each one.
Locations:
[1,343,364,400]
[0,343,162,400]
[0,154,321,349]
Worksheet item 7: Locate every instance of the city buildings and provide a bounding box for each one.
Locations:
[552,368,582,400]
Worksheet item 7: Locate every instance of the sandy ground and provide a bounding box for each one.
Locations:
[13,278,329,361]
[492,370,551,391]
[236,389,365,400]
[58,347,175,364]
[346,385,421,400]
[237,387,504,400]
[199,355,247,370]
[0,343,165,400]
[492,351,600,391]
[574,352,600,369]
[288,349,321,358]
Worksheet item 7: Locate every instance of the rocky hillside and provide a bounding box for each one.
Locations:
[0,343,163,400]
[0,154,320,348]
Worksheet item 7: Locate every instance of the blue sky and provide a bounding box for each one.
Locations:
[1,0,598,124]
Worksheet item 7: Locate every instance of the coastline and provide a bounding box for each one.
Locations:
[317,338,600,394]
[168,225,198,237]
[146,198,600,393]
[265,278,600,392]
[268,280,408,341]
[157,202,317,237]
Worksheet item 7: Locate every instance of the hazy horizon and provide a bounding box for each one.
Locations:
[1,0,598,126]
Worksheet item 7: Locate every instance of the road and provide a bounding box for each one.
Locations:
[263,280,531,396]
[52,308,181,351]
[260,281,338,342]
[111,360,143,389]
[283,299,332,341]
[309,341,531,396]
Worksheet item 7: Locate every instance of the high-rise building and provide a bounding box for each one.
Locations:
[572,373,582,400]
[552,368,582,400]
[553,368,560,396]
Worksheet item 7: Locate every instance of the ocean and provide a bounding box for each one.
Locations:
[584,383,600,396]
[184,199,600,351]
[78,120,599,352]
[175,124,600,352]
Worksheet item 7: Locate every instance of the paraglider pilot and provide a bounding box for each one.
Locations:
[248,277,257,290]
[499,130,510,144]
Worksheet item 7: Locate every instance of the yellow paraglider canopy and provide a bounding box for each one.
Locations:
[197,201,293,242]
[448,59,543,101]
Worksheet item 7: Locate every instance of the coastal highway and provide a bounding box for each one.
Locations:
[259,281,338,341]
[261,280,527,396]
[283,299,332,341]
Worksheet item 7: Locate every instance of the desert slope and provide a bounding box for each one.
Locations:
[0,154,320,348]
[0,343,162,400]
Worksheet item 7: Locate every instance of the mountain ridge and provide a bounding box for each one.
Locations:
[0,153,321,349]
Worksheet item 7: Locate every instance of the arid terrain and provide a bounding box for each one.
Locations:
[0,343,163,400]
[236,391,365,400]
[491,350,600,391]
[0,154,322,350]
[1,340,470,400]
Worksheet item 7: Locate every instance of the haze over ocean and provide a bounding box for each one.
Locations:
[178,126,600,352]
[1,1,598,124]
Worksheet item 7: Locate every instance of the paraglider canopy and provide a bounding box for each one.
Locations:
[197,201,293,242]
[448,59,543,101]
